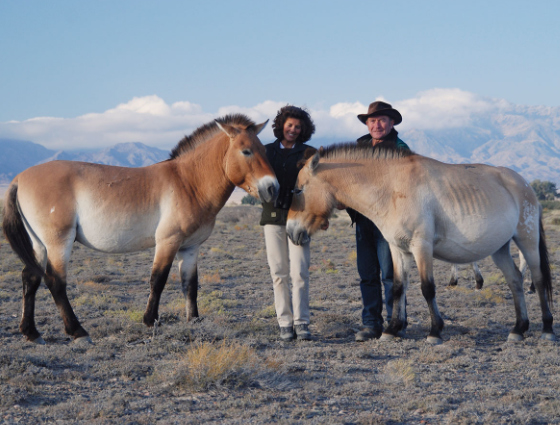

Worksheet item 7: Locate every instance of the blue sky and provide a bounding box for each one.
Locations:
[1,0,559,150]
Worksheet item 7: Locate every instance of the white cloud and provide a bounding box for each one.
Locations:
[0,89,519,151]
[395,88,509,130]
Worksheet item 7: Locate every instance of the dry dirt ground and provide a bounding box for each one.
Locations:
[1,205,560,424]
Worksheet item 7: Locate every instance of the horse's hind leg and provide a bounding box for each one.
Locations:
[411,244,444,344]
[177,246,200,321]
[471,262,484,290]
[382,248,411,341]
[491,242,528,341]
[448,264,459,287]
[518,251,534,293]
[43,259,89,341]
[20,265,44,343]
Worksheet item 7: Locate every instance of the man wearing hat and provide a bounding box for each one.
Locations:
[351,101,409,341]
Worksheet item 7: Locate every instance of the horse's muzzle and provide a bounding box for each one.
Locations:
[258,176,279,204]
[286,219,310,246]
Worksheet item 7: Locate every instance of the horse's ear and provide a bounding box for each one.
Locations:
[297,147,318,169]
[216,121,240,138]
[309,152,320,174]
[253,120,269,135]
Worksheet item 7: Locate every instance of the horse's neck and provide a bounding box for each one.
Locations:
[326,159,395,221]
[174,139,234,211]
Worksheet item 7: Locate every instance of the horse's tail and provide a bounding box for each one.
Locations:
[538,210,553,308]
[2,181,44,276]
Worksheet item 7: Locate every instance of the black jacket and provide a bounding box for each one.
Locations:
[260,139,316,225]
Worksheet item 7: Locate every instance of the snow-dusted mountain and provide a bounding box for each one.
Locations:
[2,102,560,185]
[400,104,560,184]
[0,140,169,183]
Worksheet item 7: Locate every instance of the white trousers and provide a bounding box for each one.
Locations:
[263,224,310,327]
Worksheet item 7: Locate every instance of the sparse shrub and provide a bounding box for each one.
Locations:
[383,358,416,386]
[541,200,560,210]
[77,280,111,291]
[256,304,276,318]
[200,272,223,284]
[156,340,259,391]
[322,259,338,274]
[241,194,261,205]
[473,287,504,306]
[74,293,119,309]
[198,290,238,315]
[482,272,505,286]
[105,309,144,323]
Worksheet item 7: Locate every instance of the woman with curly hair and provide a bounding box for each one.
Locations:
[260,105,317,341]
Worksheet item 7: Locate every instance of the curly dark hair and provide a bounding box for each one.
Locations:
[272,105,316,144]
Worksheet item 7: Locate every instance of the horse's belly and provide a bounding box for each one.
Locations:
[432,224,514,263]
[76,220,158,253]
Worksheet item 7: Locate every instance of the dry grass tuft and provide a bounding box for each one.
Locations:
[105,308,144,323]
[198,290,238,315]
[383,358,416,386]
[256,304,276,318]
[158,340,259,391]
[200,272,223,284]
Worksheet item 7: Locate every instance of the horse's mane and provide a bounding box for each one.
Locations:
[170,114,257,159]
[318,142,415,162]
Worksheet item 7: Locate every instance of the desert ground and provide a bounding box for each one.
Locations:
[1,203,560,424]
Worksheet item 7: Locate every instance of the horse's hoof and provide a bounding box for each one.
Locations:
[31,336,46,345]
[541,333,557,342]
[426,336,443,345]
[379,332,396,342]
[73,336,93,346]
[507,333,524,342]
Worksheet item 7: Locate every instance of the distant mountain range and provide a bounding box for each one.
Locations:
[2,102,560,186]
[307,104,560,185]
[0,140,169,184]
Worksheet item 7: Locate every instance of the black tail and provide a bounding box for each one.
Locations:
[2,182,44,276]
[538,213,553,308]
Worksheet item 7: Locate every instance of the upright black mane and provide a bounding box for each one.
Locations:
[170,114,257,159]
[319,142,415,161]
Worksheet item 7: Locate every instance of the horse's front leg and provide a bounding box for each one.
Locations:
[143,243,177,327]
[176,245,200,321]
[381,247,412,341]
[415,246,444,345]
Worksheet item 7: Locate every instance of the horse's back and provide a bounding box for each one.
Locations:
[13,160,173,252]
[410,158,534,262]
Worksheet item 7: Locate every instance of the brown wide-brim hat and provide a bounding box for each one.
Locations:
[357,101,402,125]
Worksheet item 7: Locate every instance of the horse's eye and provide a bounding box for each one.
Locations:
[293,187,303,195]
[242,149,252,156]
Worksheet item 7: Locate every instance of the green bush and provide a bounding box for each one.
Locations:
[540,200,560,210]
[241,194,261,205]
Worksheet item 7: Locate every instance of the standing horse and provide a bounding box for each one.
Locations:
[3,114,279,344]
[449,253,534,292]
[448,263,484,289]
[286,144,555,344]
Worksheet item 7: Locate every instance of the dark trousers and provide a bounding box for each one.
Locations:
[355,214,406,329]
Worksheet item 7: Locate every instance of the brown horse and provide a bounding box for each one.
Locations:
[3,114,279,344]
[286,144,554,344]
